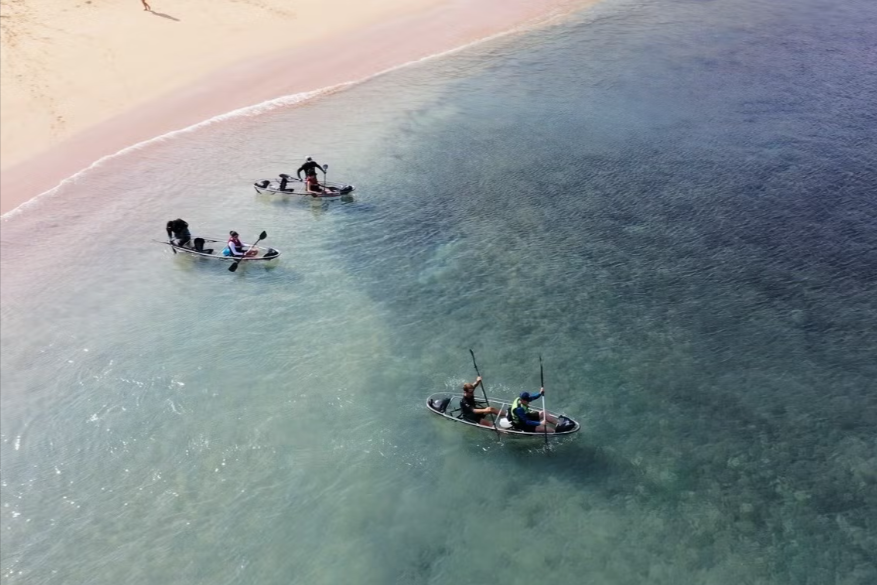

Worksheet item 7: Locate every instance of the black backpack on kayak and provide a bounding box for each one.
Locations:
[554,416,575,433]
[428,397,452,414]
[193,238,214,254]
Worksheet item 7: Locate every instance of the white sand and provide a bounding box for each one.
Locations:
[0,0,596,213]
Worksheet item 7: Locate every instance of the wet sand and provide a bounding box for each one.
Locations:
[0,0,595,215]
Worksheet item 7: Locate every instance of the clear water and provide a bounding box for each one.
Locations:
[2,0,876,583]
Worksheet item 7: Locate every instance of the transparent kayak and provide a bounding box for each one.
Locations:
[253,175,354,199]
[155,237,281,262]
[425,392,580,437]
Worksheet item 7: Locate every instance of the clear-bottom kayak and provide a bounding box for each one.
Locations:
[426,392,580,437]
[254,175,354,199]
[155,236,281,262]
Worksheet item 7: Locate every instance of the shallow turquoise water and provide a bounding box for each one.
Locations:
[2,0,876,583]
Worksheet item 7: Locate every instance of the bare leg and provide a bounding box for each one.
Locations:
[141,0,151,11]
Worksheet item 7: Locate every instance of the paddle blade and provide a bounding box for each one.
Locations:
[259,231,267,240]
[228,261,240,272]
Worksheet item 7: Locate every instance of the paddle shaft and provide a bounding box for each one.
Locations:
[540,355,548,447]
[469,349,501,438]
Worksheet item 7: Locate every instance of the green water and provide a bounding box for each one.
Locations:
[3,0,877,582]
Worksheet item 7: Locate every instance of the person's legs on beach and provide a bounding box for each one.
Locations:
[141,0,151,11]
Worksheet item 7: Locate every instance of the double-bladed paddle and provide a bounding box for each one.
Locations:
[228,230,267,272]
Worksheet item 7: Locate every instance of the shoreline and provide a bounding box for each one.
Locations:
[0,0,598,218]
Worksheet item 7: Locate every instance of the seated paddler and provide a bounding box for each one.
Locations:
[224,231,258,258]
[304,174,339,195]
[508,389,556,433]
[459,376,500,427]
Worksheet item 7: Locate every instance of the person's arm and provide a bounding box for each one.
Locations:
[166,224,174,239]
[526,390,545,422]
[228,240,242,256]
[470,377,487,409]
[296,164,305,179]
[521,390,544,403]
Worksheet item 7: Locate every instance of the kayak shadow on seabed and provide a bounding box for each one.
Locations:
[164,250,282,274]
[451,428,672,501]
[159,250,307,287]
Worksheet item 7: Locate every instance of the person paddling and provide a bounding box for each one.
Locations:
[166,218,191,247]
[508,389,555,433]
[296,156,325,181]
[304,174,340,196]
[304,174,324,195]
[225,231,257,257]
[459,376,500,427]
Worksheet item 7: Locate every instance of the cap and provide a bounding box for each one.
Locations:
[519,392,531,401]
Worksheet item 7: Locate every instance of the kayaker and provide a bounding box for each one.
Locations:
[166,218,191,247]
[304,174,324,195]
[459,376,500,427]
[304,174,338,196]
[296,156,325,181]
[508,389,555,433]
[225,231,257,257]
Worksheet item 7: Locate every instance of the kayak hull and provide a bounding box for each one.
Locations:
[254,177,355,199]
[155,237,281,262]
[426,392,580,437]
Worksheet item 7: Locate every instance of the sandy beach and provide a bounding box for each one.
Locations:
[0,0,595,215]
[3,0,876,580]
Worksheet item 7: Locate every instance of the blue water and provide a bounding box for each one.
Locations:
[2,0,876,583]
